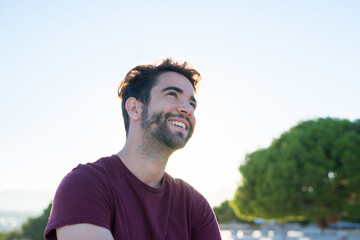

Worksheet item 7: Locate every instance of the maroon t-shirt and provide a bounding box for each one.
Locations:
[45,155,221,240]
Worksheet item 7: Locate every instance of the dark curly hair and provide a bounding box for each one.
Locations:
[118,58,201,136]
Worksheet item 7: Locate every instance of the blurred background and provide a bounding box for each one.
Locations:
[1,1,359,239]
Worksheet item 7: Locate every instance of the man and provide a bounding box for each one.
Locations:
[44,59,222,240]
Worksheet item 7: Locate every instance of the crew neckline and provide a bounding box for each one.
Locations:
[112,154,166,194]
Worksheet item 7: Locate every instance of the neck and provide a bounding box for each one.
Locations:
[139,130,174,163]
[117,133,174,188]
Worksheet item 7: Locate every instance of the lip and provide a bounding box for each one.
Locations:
[167,117,190,131]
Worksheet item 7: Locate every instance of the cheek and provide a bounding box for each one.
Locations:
[190,116,196,128]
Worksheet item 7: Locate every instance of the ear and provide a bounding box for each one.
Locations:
[125,97,142,121]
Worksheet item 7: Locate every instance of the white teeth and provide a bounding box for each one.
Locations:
[169,120,186,129]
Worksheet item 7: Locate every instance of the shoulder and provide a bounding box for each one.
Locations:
[45,155,118,239]
[53,155,118,210]
[60,155,117,187]
[164,173,210,211]
[165,173,221,239]
[165,173,204,198]
[75,155,117,176]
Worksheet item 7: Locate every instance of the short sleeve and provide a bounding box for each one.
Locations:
[44,165,113,240]
[191,191,222,240]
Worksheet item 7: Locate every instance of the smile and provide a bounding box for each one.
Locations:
[169,120,187,130]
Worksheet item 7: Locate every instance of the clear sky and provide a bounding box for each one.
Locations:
[1,0,359,211]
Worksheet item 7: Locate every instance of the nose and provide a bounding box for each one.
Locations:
[177,101,194,117]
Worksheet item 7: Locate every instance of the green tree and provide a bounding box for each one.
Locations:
[232,118,360,228]
[213,200,242,223]
[22,202,52,240]
[0,230,21,240]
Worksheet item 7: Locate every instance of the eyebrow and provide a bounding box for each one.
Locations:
[161,86,197,104]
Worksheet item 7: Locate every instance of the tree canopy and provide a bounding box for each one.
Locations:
[213,200,243,223]
[232,118,360,228]
[22,202,51,240]
[0,202,51,240]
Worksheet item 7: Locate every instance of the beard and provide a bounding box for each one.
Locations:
[141,105,194,150]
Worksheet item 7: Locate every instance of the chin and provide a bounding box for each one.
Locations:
[164,139,187,150]
[163,134,190,150]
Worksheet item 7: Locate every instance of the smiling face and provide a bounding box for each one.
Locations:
[140,71,197,150]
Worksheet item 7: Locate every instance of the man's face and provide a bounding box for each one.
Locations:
[141,71,197,150]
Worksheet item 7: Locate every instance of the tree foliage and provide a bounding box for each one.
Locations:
[0,203,52,240]
[0,230,21,240]
[213,200,242,223]
[232,118,360,228]
[22,202,52,240]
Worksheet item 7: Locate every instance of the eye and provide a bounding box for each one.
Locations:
[190,102,197,109]
[167,91,178,97]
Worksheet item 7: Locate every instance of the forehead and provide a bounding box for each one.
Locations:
[151,71,195,95]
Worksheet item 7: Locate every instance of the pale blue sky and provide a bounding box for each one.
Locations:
[1,0,359,211]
